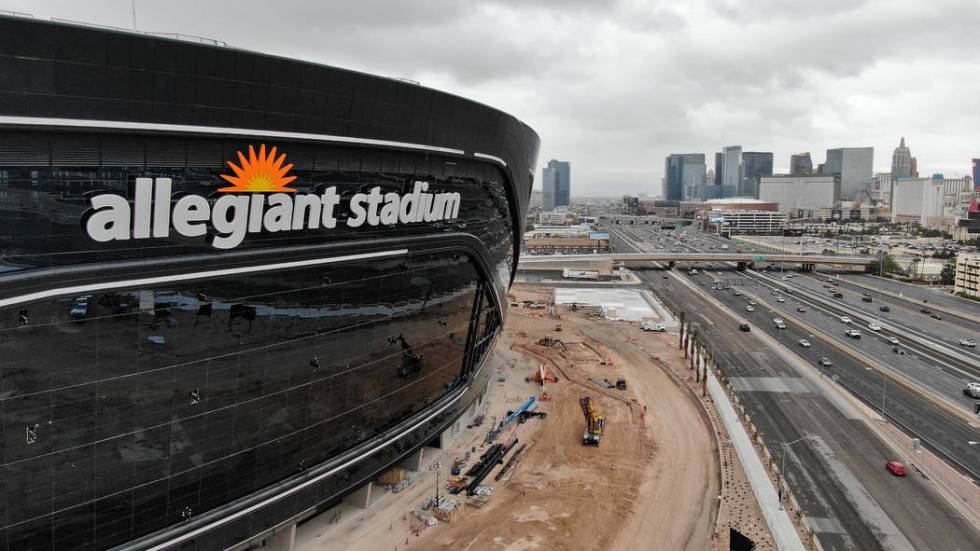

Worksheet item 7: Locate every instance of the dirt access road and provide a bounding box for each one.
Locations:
[417,288,720,551]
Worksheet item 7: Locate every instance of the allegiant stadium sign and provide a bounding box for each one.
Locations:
[83,145,461,249]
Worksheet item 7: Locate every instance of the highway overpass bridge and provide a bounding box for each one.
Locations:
[518,252,875,274]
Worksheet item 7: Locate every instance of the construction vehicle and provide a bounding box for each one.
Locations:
[507,409,548,423]
[525,364,559,386]
[580,396,604,446]
[536,336,567,351]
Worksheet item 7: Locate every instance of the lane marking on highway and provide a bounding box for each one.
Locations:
[808,437,916,551]
[729,377,810,393]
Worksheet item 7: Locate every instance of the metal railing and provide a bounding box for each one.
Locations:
[50,17,228,47]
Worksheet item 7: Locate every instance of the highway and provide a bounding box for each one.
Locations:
[828,273,980,323]
[607,223,980,550]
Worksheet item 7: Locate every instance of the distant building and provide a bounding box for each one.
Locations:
[872,172,893,205]
[825,147,873,201]
[524,236,610,254]
[664,153,706,201]
[542,159,571,211]
[538,208,570,225]
[529,189,543,208]
[695,197,778,216]
[910,157,919,177]
[759,175,837,213]
[703,210,787,234]
[622,196,640,215]
[890,137,912,179]
[706,168,716,187]
[955,197,980,239]
[714,152,725,191]
[790,153,813,175]
[973,159,980,190]
[741,152,773,198]
[954,252,980,299]
[722,146,743,192]
[891,177,944,226]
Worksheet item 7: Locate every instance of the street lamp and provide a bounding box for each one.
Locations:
[428,461,442,507]
[865,367,886,421]
[779,435,814,510]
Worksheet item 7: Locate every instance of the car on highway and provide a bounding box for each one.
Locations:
[796,305,807,312]
[845,329,861,339]
[920,307,932,314]
[867,322,881,331]
[817,357,832,367]
[746,305,755,312]
[69,297,89,320]
[964,382,980,398]
[833,292,844,299]
[888,336,900,345]
[930,313,942,320]
[662,274,669,279]
[773,318,786,329]
[958,338,977,348]
[879,305,890,312]
[885,461,907,477]
[739,323,751,332]
[862,295,873,303]
[840,316,852,324]
[733,290,742,296]
[776,297,785,303]
[798,339,811,348]
[748,300,757,306]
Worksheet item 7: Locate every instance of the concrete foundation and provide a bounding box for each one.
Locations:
[342,481,374,509]
[263,523,296,551]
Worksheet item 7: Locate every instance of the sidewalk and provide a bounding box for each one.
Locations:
[707,373,807,551]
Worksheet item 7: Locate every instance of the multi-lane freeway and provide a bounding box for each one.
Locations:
[607,222,980,551]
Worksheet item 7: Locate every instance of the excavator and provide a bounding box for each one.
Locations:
[580,396,604,446]
[536,336,568,351]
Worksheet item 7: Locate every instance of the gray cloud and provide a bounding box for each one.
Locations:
[3,0,978,196]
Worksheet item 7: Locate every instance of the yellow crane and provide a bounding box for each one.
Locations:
[580,396,604,446]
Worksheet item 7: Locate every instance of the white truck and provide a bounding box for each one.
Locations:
[640,320,665,332]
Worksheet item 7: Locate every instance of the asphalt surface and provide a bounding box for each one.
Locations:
[607,224,980,551]
[841,274,980,320]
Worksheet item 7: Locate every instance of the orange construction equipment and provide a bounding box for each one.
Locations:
[526,363,559,386]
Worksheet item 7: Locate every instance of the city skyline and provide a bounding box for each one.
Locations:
[2,0,977,196]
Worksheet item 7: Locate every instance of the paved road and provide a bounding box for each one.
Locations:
[716,272,980,412]
[842,274,980,320]
[638,270,980,551]
[609,225,980,550]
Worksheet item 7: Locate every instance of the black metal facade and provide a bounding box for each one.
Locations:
[0,16,539,551]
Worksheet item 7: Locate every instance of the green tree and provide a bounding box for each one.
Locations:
[940,260,956,285]
[869,253,901,276]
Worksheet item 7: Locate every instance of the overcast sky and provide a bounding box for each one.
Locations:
[4,0,979,196]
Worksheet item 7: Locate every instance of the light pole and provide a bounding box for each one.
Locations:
[779,435,813,510]
[865,367,886,421]
[429,461,442,506]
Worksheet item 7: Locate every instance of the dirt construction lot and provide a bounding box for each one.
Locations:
[419,288,721,550]
[297,286,732,551]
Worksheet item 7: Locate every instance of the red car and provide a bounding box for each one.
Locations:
[886,461,907,476]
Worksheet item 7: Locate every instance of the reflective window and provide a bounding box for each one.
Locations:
[0,251,487,548]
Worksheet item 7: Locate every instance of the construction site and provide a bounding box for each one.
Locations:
[293,285,777,551]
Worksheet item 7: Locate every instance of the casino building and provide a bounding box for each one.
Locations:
[0,16,538,551]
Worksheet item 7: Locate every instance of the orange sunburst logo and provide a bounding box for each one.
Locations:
[219,144,297,192]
